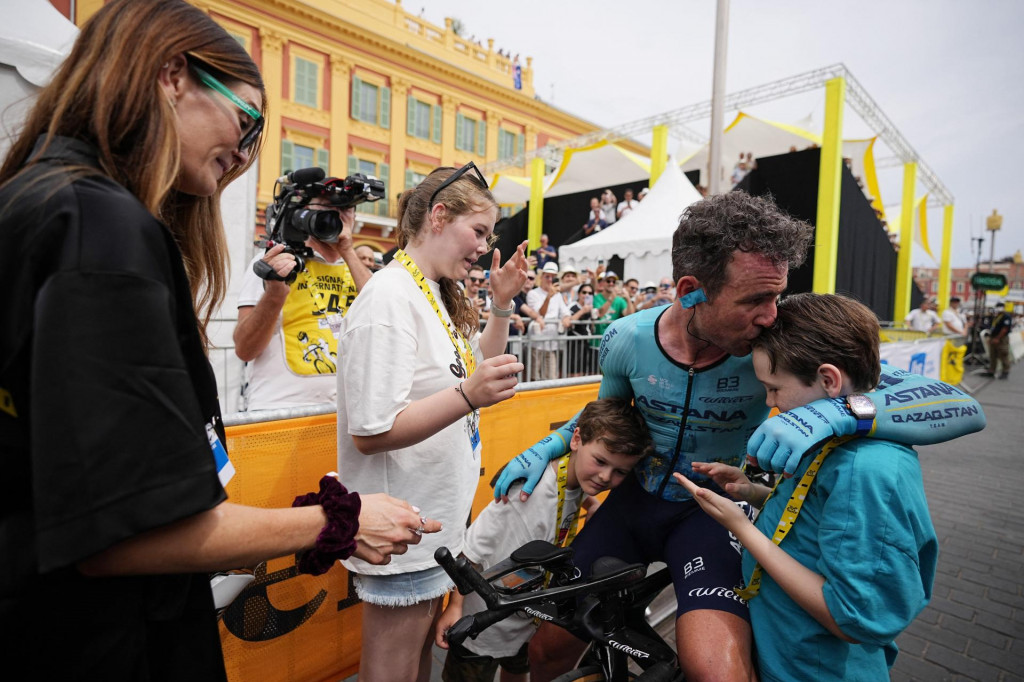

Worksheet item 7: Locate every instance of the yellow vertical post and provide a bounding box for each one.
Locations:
[257,29,286,206]
[937,204,955,313]
[528,157,545,251]
[650,125,669,188]
[812,77,845,294]
[894,162,918,321]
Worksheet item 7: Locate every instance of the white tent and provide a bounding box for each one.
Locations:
[488,140,650,205]
[557,161,703,284]
[0,0,77,160]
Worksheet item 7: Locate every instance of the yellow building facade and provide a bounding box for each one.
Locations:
[75,0,621,252]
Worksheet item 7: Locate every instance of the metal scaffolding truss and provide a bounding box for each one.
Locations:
[486,63,953,206]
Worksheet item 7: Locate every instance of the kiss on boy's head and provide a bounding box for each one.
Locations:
[567,398,653,496]
[750,293,881,413]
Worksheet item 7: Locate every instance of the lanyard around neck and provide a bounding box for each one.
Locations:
[393,249,476,379]
[554,455,581,548]
[736,436,853,601]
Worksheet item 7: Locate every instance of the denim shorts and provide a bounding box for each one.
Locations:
[353,565,454,607]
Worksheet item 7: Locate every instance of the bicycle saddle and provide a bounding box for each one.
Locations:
[589,555,646,583]
[510,539,574,566]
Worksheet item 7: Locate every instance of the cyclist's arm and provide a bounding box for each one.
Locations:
[868,365,985,444]
[749,365,986,475]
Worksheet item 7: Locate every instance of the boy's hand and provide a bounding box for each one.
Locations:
[690,462,757,503]
[434,599,463,649]
[746,398,857,477]
[673,473,751,534]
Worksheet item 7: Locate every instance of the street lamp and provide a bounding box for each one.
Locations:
[986,209,1003,271]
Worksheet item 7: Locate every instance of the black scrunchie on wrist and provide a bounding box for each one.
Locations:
[292,475,361,575]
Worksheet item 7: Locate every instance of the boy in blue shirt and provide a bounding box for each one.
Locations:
[675,293,945,682]
[435,398,652,682]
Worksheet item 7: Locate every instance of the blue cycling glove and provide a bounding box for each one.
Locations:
[746,398,857,476]
[493,427,574,500]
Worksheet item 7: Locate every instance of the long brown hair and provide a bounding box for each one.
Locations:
[0,0,266,347]
[396,167,498,339]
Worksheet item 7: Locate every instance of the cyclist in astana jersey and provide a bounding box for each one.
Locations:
[495,192,986,682]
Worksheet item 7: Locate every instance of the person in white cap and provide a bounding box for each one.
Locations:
[526,262,572,380]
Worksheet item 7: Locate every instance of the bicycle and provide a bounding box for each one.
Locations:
[435,540,683,681]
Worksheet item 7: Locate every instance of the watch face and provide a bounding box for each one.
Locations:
[846,394,877,419]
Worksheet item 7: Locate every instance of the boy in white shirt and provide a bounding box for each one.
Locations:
[435,398,653,682]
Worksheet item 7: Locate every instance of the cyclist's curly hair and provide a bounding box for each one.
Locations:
[671,191,813,296]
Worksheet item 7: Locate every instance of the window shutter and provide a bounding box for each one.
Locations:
[351,76,362,120]
[477,118,486,157]
[378,163,390,215]
[432,105,442,143]
[281,140,294,174]
[517,133,524,157]
[407,96,416,136]
[316,148,329,173]
[347,155,359,176]
[380,86,391,129]
[405,168,416,189]
[455,114,464,150]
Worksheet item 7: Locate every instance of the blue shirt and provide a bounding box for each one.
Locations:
[744,438,937,681]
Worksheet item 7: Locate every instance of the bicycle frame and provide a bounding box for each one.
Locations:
[435,541,680,681]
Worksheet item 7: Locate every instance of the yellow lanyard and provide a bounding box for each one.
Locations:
[393,249,476,379]
[736,436,852,601]
[554,455,581,547]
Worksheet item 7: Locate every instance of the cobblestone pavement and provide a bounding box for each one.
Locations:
[890,366,1024,682]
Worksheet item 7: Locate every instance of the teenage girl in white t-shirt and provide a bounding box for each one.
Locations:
[337,163,528,681]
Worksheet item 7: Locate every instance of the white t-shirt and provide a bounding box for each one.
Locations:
[337,264,482,575]
[905,308,940,332]
[941,307,966,335]
[461,461,584,658]
[617,199,638,218]
[237,254,356,411]
[526,287,573,350]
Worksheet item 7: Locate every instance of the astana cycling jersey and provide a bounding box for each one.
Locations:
[600,306,768,500]
[537,306,768,502]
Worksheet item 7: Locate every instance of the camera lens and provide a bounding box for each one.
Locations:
[291,208,342,243]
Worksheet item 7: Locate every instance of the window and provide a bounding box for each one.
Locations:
[456,113,485,155]
[281,140,328,175]
[955,281,965,294]
[294,57,319,108]
[352,75,390,129]
[498,129,524,160]
[407,98,440,142]
[405,169,428,190]
[348,156,390,216]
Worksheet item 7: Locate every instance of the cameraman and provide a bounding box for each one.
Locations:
[234,202,372,411]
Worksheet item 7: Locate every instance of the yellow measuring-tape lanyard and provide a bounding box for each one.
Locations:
[735,436,853,601]
[393,249,476,380]
[554,455,580,547]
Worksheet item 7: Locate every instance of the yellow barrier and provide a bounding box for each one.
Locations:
[218,382,599,682]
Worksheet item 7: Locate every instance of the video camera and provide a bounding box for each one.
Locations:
[255,167,385,282]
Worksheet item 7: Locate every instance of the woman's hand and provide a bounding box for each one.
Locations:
[462,354,523,408]
[672,472,752,535]
[488,240,529,307]
[352,493,442,565]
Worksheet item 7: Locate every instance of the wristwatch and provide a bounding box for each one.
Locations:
[845,394,877,436]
